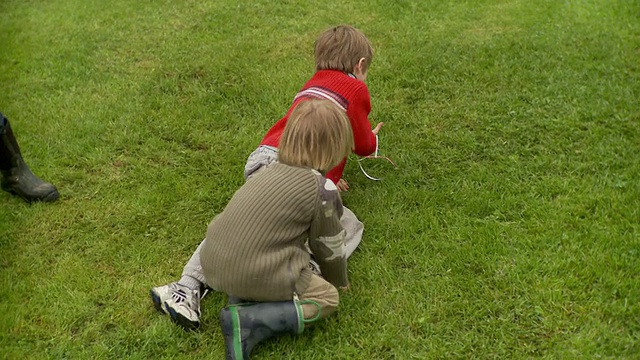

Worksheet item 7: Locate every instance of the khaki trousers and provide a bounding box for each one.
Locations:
[300,273,339,320]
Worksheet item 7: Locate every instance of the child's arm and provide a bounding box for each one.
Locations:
[325,159,346,185]
[308,177,349,288]
[347,86,378,157]
[324,86,384,184]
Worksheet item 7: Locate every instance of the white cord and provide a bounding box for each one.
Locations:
[358,134,381,181]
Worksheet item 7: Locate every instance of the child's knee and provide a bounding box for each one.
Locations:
[321,282,340,316]
[301,277,339,320]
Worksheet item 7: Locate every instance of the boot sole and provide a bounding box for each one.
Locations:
[39,190,59,202]
[2,186,59,203]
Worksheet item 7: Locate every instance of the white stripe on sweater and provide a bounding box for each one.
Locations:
[293,88,347,111]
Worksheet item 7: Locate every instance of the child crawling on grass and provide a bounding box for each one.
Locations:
[154,99,352,359]
[245,24,383,190]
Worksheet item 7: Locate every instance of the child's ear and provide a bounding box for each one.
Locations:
[356,57,366,70]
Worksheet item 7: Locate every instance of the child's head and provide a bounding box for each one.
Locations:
[314,25,373,79]
[279,99,354,173]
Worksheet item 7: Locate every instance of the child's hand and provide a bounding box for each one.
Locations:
[339,284,350,291]
[372,122,384,135]
[337,178,349,192]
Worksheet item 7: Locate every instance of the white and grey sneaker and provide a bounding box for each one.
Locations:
[150,283,173,315]
[150,282,202,330]
[309,258,322,275]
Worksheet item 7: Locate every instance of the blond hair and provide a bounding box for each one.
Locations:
[314,25,374,73]
[279,100,354,172]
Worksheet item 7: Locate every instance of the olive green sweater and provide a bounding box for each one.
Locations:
[200,162,348,301]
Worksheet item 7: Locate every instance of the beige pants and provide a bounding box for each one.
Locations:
[300,274,339,320]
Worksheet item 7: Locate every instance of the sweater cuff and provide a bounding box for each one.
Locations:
[317,258,349,288]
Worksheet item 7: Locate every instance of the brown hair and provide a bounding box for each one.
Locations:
[314,25,374,73]
[279,100,354,172]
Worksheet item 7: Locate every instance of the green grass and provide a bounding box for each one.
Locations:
[1,0,639,358]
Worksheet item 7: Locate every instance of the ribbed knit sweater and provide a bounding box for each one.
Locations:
[260,70,377,184]
[199,163,348,301]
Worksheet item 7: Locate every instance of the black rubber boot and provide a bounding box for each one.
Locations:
[220,299,317,360]
[0,114,59,202]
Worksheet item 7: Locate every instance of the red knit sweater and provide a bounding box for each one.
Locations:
[260,70,377,183]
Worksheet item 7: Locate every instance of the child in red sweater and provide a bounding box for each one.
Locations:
[245,24,383,191]
[150,24,381,331]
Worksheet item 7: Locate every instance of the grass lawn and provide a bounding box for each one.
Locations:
[1,0,638,359]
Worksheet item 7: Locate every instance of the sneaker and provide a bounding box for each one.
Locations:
[150,282,202,330]
[309,258,322,275]
[150,283,172,315]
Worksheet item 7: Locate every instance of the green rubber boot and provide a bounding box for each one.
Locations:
[220,298,321,359]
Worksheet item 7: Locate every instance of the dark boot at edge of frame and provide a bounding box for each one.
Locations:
[0,113,59,203]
